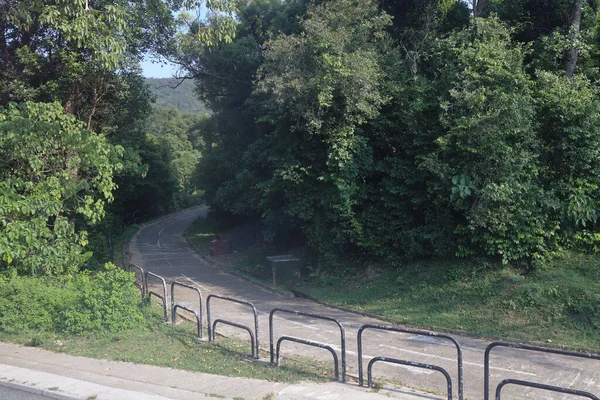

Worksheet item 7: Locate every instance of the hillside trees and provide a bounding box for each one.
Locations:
[186,0,600,267]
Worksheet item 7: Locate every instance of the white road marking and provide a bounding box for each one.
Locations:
[143,252,195,256]
[379,344,537,377]
[567,372,581,388]
[257,310,322,330]
[181,273,210,292]
[582,379,600,390]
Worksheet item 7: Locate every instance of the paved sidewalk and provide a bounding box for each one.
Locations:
[0,342,437,400]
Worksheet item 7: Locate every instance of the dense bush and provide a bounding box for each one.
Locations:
[191,1,600,268]
[0,102,122,276]
[0,263,143,336]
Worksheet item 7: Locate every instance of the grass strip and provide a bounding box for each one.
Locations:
[0,307,333,383]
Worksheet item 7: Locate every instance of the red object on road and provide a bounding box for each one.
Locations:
[210,237,231,256]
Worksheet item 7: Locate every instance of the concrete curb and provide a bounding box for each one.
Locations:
[0,364,173,400]
[0,380,76,400]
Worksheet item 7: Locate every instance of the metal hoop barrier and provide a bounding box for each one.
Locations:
[212,319,257,358]
[368,356,453,399]
[173,305,202,338]
[357,324,463,399]
[171,281,204,339]
[206,294,259,359]
[495,379,599,400]
[128,263,146,301]
[145,271,169,322]
[484,342,600,400]
[276,336,339,381]
[269,308,346,382]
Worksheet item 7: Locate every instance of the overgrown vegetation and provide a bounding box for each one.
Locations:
[297,253,600,351]
[0,0,222,275]
[192,0,600,269]
[3,0,600,367]
[0,305,333,383]
[0,264,143,336]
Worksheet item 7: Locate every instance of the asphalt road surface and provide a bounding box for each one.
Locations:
[129,206,600,400]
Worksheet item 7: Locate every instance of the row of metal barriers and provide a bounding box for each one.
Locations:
[129,263,600,400]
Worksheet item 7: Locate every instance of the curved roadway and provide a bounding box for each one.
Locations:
[129,206,600,400]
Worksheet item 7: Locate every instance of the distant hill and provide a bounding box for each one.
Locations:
[146,78,210,114]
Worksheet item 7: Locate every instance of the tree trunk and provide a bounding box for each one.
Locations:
[565,0,584,78]
[476,0,490,18]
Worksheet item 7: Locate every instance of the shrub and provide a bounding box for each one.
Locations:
[0,263,143,336]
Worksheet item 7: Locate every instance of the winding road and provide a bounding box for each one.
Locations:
[129,206,600,400]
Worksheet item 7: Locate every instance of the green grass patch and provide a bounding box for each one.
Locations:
[0,306,333,383]
[185,214,223,257]
[296,254,600,351]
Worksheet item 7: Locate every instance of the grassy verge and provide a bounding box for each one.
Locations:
[185,215,220,257]
[0,306,333,383]
[186,215,600,352]
[296,255,600,351]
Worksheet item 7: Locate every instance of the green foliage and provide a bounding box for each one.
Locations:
[177,1,600,268]
[0,102,122,275]
[62,264,144,335]
[237,0,392,255]
[534,72,600,230]
[424,18,556,263]
[0,263,143,335]
[127,107,206,217]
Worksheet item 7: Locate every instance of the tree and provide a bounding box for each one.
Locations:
[564,0,584,77]
[0,102,122,275]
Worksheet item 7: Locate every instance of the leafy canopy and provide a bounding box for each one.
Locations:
[0,102,122,275]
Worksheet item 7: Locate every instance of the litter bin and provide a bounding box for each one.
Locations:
[209,235,231,256]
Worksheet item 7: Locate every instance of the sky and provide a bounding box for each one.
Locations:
[141,5,207,79]
[141,56,179,79]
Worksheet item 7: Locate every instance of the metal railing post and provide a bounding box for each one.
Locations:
[269,308,346,382]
